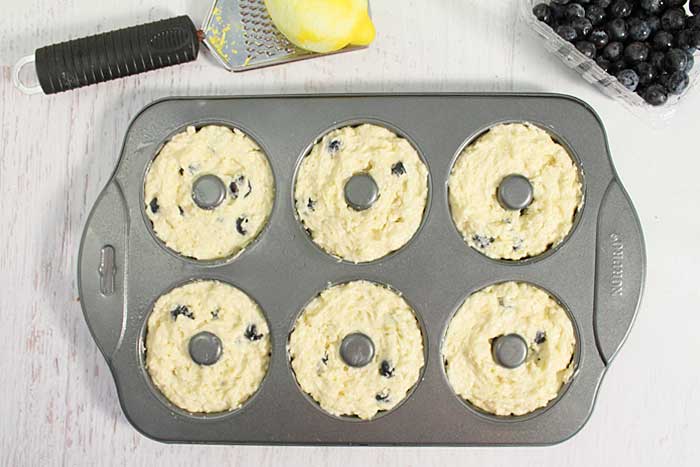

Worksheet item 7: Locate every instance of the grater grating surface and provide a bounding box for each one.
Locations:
[202,0,366,71]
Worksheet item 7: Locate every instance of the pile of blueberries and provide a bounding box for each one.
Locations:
[532,0,700,105]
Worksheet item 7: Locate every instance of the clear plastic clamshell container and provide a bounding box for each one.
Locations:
[520,0,700,125]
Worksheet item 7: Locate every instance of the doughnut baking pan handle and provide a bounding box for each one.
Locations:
[78,181,128,362]
[21,15,199,95]
[593,179,646,365]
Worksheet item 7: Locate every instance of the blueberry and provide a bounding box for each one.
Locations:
[610,0,632,18]
[229,175,252,199]
[550,3,568,21]
[551,0,571,4]
[572,17,593,37]
[307,198,316,211]
[652,31,674,51]
[557,24,578,41]
[662,8,686,32]
[565,3,586,20]
[692,0,700,15]
[606,18,628,41]
[628,18,652,41]
[512,239,524,252]
[603,41,624,60]
[472,234,495,249]
[624,42,649,64]
[149,197,159,214]
[590,29,610,48]
[649,50,666,69]
[617,69,640,90]
[685,50,695,72]
[666,70,690,94]
[658,71,671,87]
[676,29,695,50]
[690,29,700,49]
[687,15,700,30]
[535,331,547,344]
[533,4,553,25]
[236,216,249,235]
[244,324,264,341]
[609,59,626,74]
[665,48,688,71]
[391,161,406,176]
[577,40,597,58]
[375,390,390,402]
[640,0,664,15]
[628,11,646,22]
[229,181,239,198]
[596,56,612,71]
[594,0,612,7]
[635,62,657,86]
[171,305,194,321]
[327,138,341,154]
[380,360,395,378]
[586,5,607,26]
[646,15,661,34]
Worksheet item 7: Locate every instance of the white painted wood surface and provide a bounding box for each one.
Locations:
[0,0,698,465]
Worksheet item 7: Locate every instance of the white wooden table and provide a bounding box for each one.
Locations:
[1,1,698,465]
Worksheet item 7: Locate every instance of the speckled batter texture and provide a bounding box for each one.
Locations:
[145,280,271,413]
[448,123,582,260]
[294,124,429,263]
[144,125,274,260]
[288,281,424,420]
[443,282,576,416]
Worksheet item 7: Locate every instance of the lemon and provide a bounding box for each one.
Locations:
[265,0,375,53]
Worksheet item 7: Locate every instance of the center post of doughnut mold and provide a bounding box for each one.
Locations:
[188,331,223,366]
[191,174,227,210]
[340,332,376,367]
[491,333,529,369]
[344,173,379,211]
[497,174,534,211]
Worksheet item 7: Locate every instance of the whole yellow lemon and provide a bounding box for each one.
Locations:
[265,0,375,53]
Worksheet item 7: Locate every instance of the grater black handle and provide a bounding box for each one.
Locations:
[35,15,200,94]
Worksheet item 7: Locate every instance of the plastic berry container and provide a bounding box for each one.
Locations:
[520,0,700,125]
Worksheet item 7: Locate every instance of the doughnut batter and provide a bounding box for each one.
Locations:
[145,280,271,413]
[288,281,424,420]
[295,124,429,263]
[448,123,582,260]
[443,282,576,416]
[145,125,274,260]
